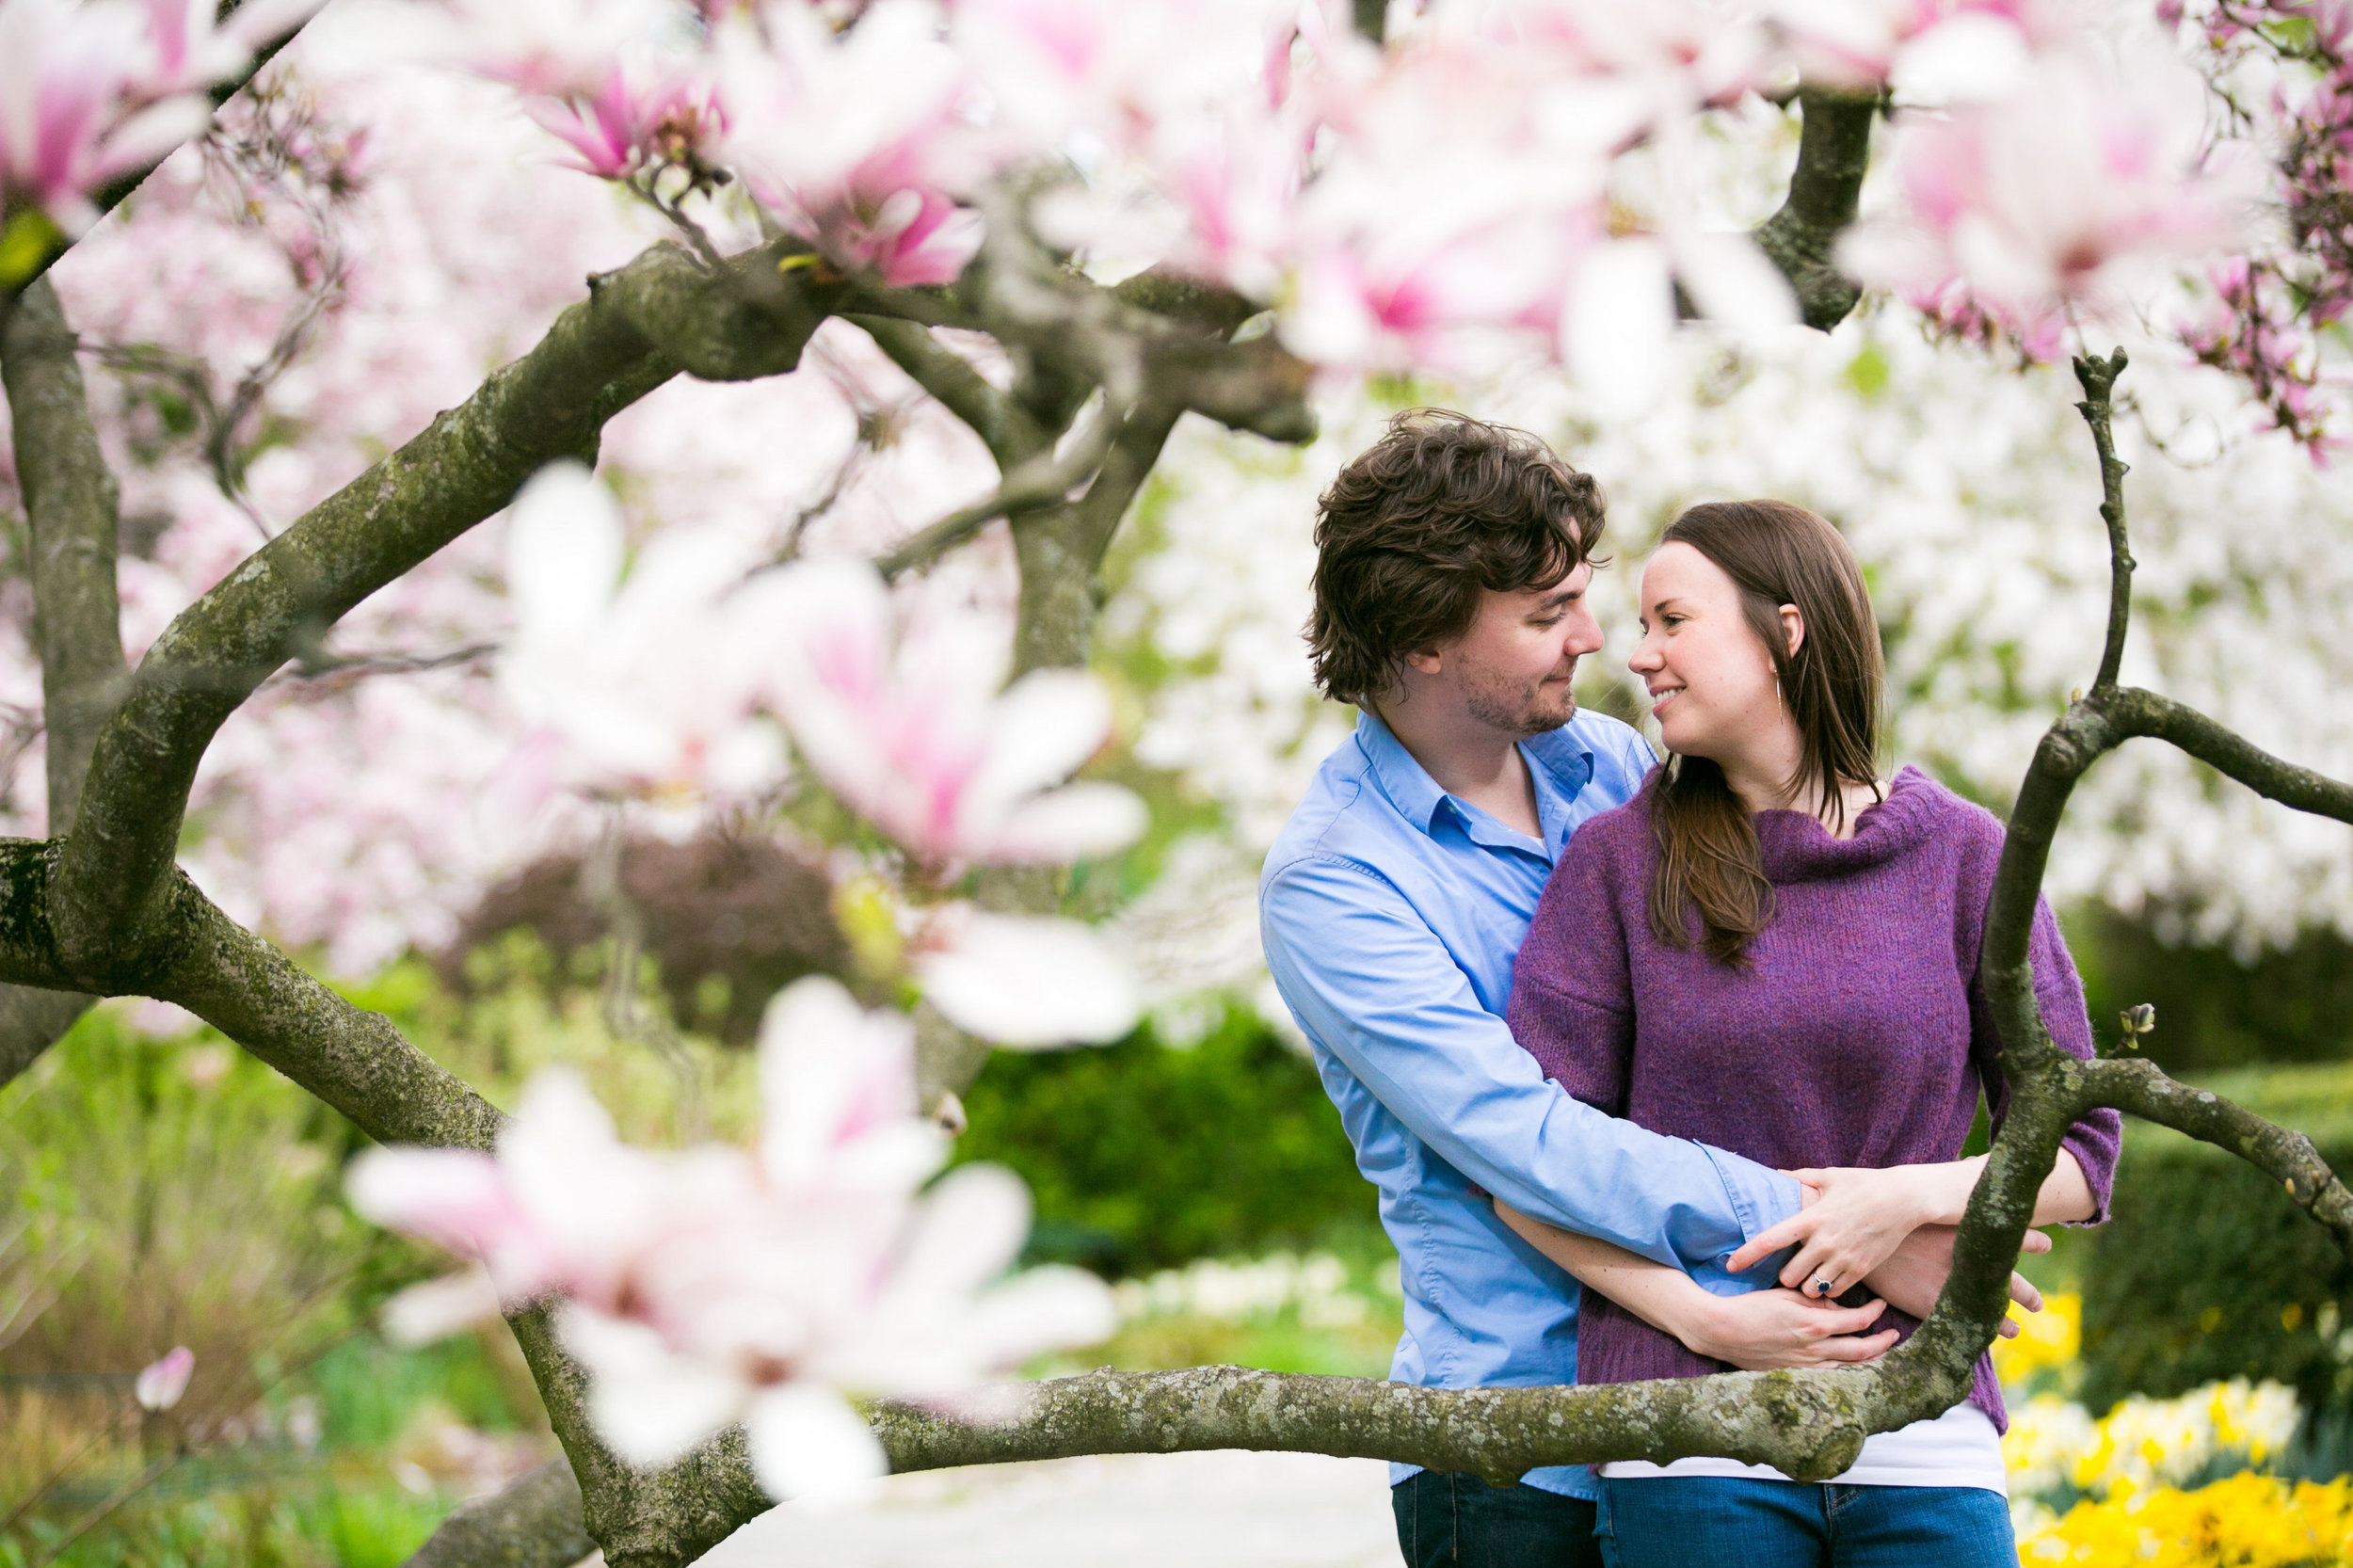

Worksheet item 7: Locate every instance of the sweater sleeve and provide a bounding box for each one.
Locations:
[1506,821,1636,1116]
[1968,895,2124,1224]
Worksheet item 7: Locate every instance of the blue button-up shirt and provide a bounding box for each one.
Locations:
[1258,708,1801,1498]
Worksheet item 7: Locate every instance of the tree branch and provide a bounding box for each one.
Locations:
[44,241,833,991]
[401,1459,592,1568]
[2081,1055,2353,1256]
[0,275,127,1070]
[1,277,130,830]
[2105,686,2353,824]
[1753,88,1878,331]
[2074,348,2134,691]
[1007,398,1185,678]
[846,313,1046,468]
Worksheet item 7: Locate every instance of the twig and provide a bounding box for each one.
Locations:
[578,816,708,1142]
[19,1450,182,1568]
[846,313,1045,468]
[2073,348,2134,691]
[259,641,501,692]
[874,393,1129,580]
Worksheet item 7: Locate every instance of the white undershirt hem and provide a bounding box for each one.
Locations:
[1600,1400,2008,1496]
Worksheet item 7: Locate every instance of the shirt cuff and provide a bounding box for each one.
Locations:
[1693,1144,1801,1293]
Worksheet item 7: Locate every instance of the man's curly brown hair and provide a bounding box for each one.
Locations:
[1305,408,1608,707]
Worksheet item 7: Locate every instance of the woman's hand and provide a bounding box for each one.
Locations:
[1681,1288,1899,1370]
[1724,1160,1985,1300]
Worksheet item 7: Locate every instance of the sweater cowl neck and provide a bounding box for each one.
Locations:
[1748,764,1947,884]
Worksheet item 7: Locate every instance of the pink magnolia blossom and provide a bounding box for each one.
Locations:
[1841,42,2265,348]
[716,0,993,285]
[525,50,723,180]
[135,1346,196,1412]
[136,0,326,94]
[348,977,1115,1501]
[439,0,688,99]
[0,0,211,233]
[1765,0,2067,91]
[750,556,1147,868]
[497,460,788,810]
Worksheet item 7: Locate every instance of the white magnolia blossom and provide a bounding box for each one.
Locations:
[349,976,1116,1502]
[913,904,1143,1048]
[500,460,788,811]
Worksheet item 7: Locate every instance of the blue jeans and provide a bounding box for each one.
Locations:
[1392,1472,1605,1568]
[1595,1477,2014,1568]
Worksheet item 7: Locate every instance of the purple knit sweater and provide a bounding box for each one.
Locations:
[1504,766,2122,1433]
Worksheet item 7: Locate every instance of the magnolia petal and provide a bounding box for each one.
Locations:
[892,1163,1031,1301]
[965,1264,1119,1366]
[916,913,1140,1048]
[744,1383,888,1505]
[380,1267,506,1345]
[1566,238,1673,412]
[135,1346,195,1413]
[505,460,622,642]
[562,1305,747,1466]
[1888,13,2035,108]
[1674,232,1798,333]
[344,1146,514,1254]
[980,780,1148,863]
[89,95,215,183]
[965,667,1112,806]
[756,976,931,1189]
[219,0,329,50]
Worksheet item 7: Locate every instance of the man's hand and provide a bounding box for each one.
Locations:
[1679,1288,1899,1371]
[1862,1223,2052,1334]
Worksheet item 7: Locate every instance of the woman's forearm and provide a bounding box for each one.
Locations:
[2030,1150,2096,1224]
[1891,1149,2096,1226]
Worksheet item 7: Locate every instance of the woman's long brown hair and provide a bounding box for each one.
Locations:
[1647,501,1885,965]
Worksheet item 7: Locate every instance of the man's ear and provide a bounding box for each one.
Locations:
[1404,645,1445,677]
[1778,603,1805,660]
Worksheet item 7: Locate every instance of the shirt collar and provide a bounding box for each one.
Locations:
[1354,707,1597,845]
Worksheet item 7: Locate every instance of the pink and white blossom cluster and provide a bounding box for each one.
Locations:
[437,0,2286,389]
[1841,28,2264,362]
[0,0,320,236]
[498,466,1143,1045]
[2162,0,2353,453]
[350,976,1116,1499]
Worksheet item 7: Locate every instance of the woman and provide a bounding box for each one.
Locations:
[1497,500,2122,1567]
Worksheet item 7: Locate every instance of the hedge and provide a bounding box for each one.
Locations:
[953,1005,1380,1277]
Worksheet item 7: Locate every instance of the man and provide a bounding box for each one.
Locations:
[1258,411,1857,1566]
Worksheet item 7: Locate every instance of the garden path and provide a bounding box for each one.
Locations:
[696,1448,1400,1567]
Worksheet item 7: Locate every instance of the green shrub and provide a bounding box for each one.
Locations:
[955,1005,1379,1276]
[2074,905,2353,1072]
[2078,1061,2353,1418]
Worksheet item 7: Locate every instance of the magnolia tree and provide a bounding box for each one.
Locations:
[3,1,2353,1566]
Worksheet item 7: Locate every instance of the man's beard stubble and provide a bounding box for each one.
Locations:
[1460,659,1578,737]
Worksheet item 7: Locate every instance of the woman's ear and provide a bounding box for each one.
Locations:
[1778,603,1805,660]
